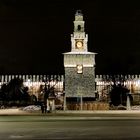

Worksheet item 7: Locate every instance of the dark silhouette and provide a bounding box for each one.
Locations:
[42,76,59,111]
[30,95,37,105]
[110,84,133,106]
[44,104,47,113]
[0,77,30,106]
[41,103,44,113]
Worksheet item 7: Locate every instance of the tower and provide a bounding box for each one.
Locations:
[63,10,96,109]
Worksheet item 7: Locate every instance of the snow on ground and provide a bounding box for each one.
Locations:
[22,105,41,112]
[131,106,140,110]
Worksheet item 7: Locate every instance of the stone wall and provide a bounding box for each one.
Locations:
[65,67,95,97]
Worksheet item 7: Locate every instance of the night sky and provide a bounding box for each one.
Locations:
[0,0,140,75]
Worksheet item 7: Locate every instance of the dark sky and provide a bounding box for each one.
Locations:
[0,0,140,75]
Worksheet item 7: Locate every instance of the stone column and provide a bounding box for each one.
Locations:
[126,94,131,110]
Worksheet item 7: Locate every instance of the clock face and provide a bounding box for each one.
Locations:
[76,41,83,49]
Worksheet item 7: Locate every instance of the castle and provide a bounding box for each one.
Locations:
[0,11,140,110]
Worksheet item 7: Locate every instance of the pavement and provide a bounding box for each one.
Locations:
[1,108,140,116]
[1,109,140,122]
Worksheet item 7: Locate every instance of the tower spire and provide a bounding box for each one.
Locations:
[71,10,87,52]
[74,10,84,32]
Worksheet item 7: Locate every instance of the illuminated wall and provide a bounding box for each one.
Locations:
[1,74,140,98]
[65,67,95,97]
[0,75,64,100]
[95,75,140,95]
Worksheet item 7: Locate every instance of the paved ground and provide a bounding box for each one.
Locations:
[0,115,140,140]
[0,109,140,139]
[1,108,140,122]
[1,108,140,116]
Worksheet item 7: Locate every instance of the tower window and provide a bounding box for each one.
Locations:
[77,25,81,31]
[77,65,83,74]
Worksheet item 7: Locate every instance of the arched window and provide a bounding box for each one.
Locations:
[77,25,81,31]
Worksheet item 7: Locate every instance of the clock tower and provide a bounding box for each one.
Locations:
[63,10,96,109]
